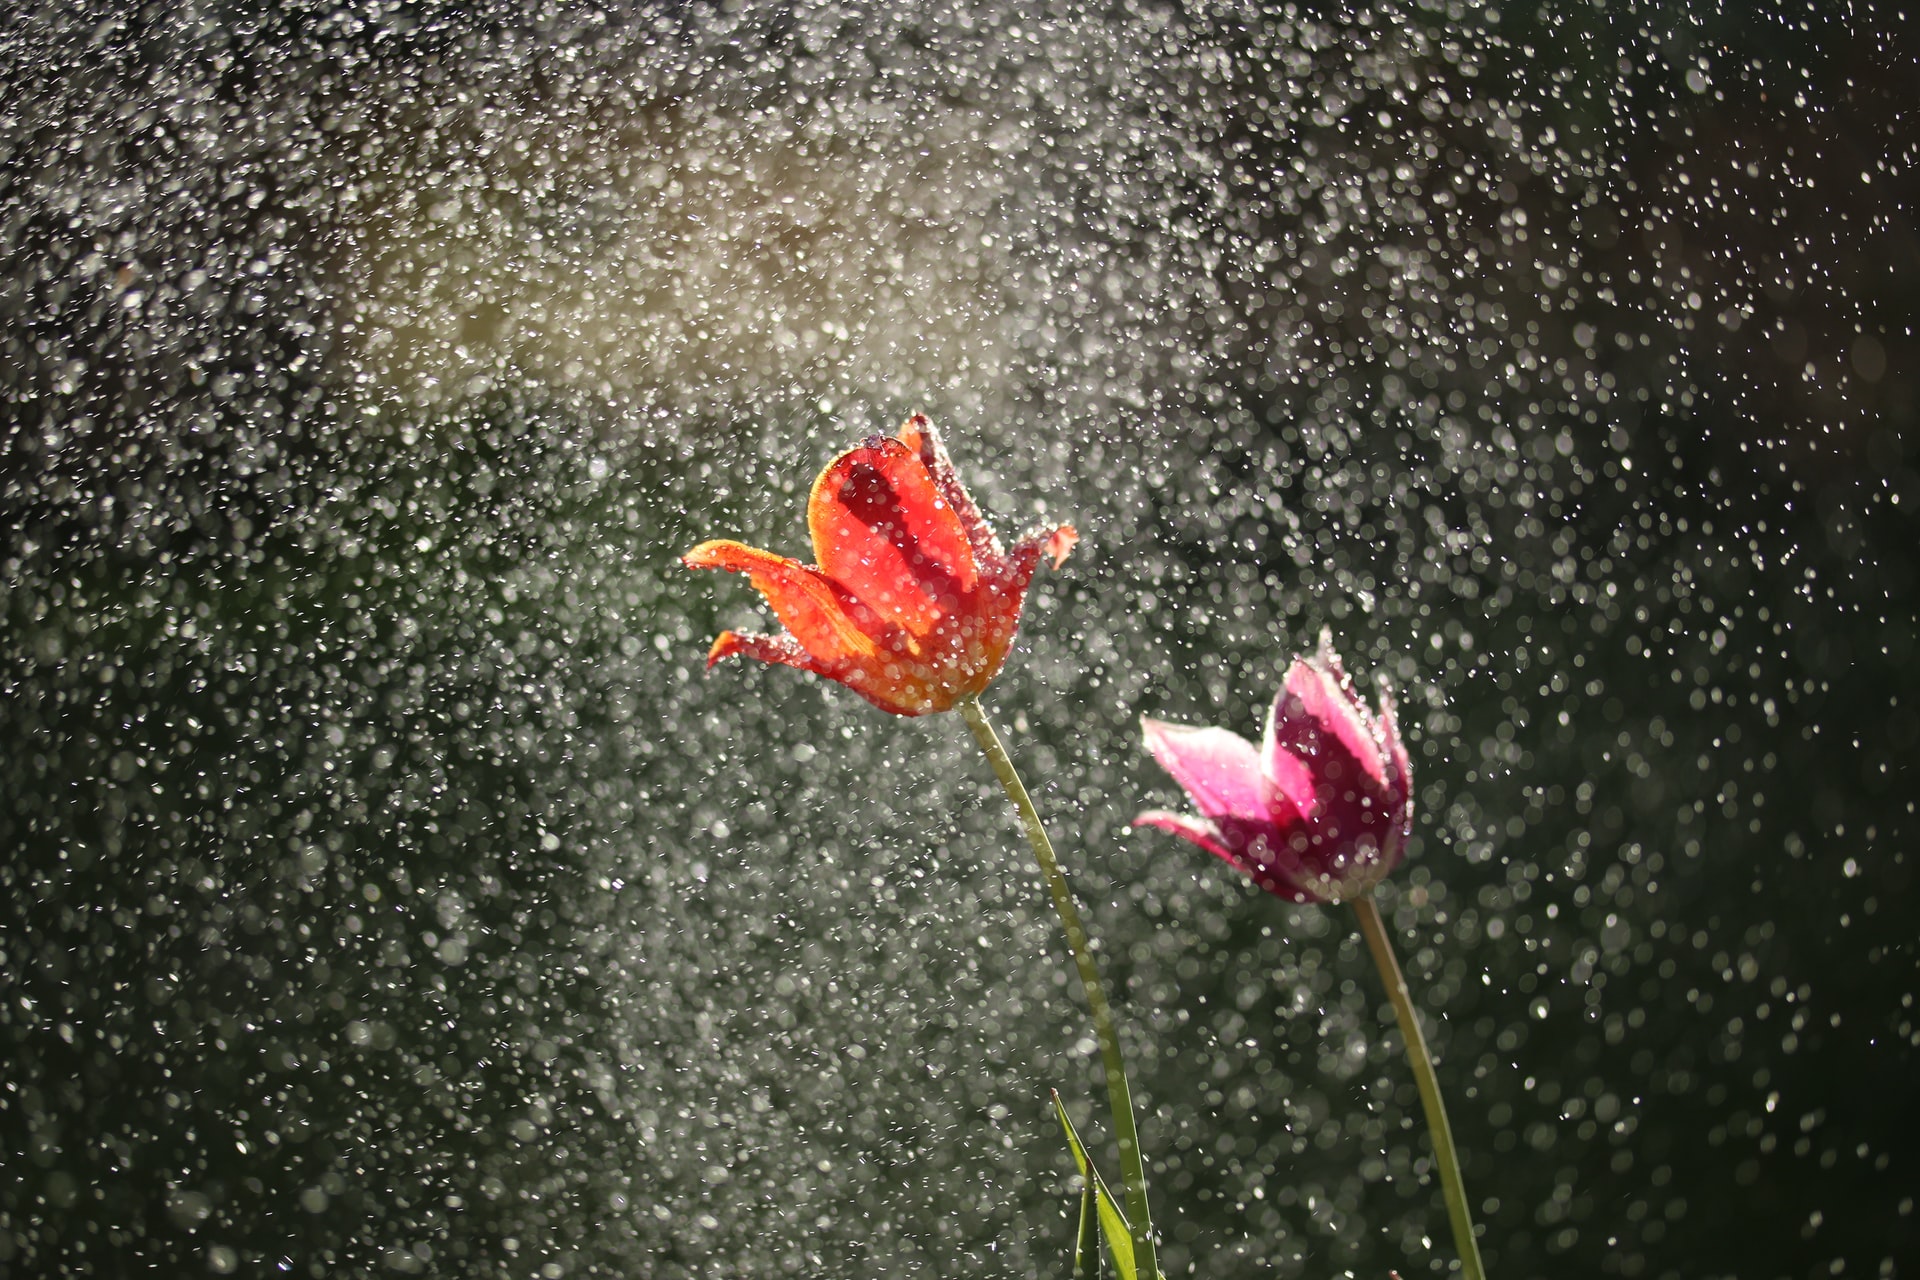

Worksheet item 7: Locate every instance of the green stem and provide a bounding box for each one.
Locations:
[959,696,1157,1278]
[1352,892,1486,1280]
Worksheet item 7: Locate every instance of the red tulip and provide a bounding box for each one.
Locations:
[683,415,1077,716]
[1135,636,1413,903]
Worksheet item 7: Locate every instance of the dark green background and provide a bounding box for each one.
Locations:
[3,2,1913,1277]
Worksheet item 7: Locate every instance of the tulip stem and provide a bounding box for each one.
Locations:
[1353,892,1486,1280]
[958,696,1157,1279]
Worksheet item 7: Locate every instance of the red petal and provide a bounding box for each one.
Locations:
[1037,524,1078,570]
[807,436,979,635]
[683,539,880,666]
[894,414,1002,566]
[706,629,826,674]
[997,522,1077,598]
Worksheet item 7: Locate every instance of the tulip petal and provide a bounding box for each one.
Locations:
[1259,692,1319,821]
[1140,717,1270,823]
[1136,811,1320,904]
[683,539,880,666]
[808,436,979,635]
[1133,809,1241,864]
[1216,817,1326,904]
[1277,654,1390,789]
[707,625,935,716]
[1025,523,1080,571]
[706,628,825,674]
[991,523,1077,610]
[895,414,1002,566]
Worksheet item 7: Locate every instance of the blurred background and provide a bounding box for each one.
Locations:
[1,2,1913,1277]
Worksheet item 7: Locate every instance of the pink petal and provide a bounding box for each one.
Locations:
[1137,811,1326,904]
[1140,718,1271,823]
[1132,810,1246,869]
[1279,653,1389,788]
[1259,694,1319,819]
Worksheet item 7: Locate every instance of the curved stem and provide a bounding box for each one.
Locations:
[1352,892,1486,1280]
[959,696,1157,1278]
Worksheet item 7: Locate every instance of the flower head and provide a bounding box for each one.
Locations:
[683,415,1077,716]
[1134,634,1412,903]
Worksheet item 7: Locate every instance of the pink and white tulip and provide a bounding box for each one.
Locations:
[1135,636,1413,904]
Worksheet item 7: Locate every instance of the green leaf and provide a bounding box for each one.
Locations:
[1074,1185,1100,1280]
[1052,1090,1137,1280]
